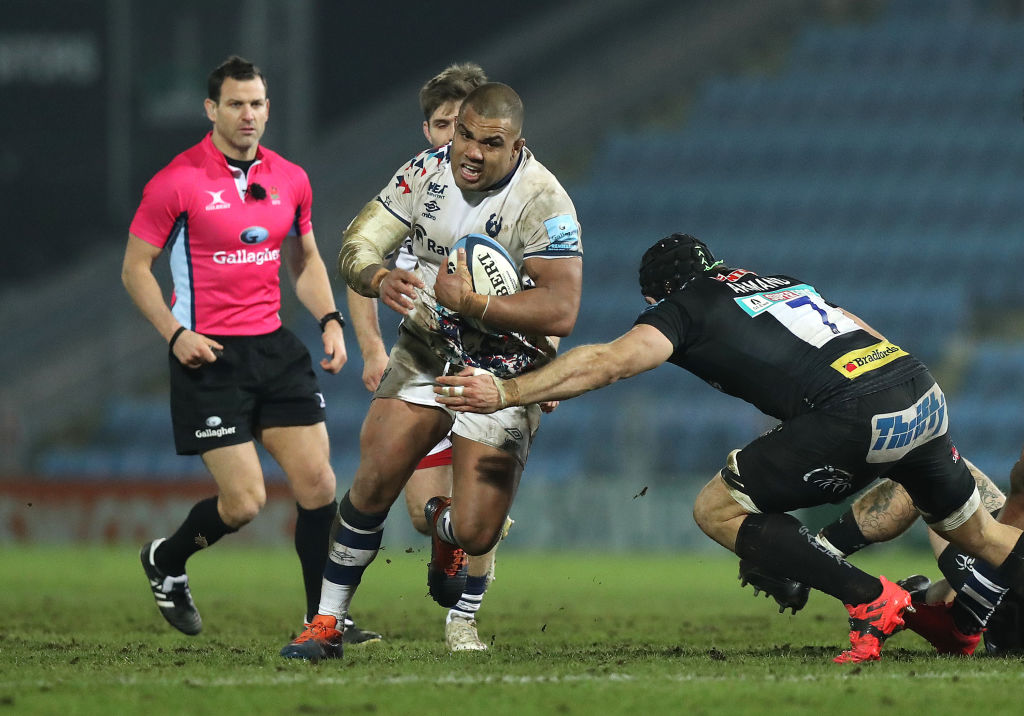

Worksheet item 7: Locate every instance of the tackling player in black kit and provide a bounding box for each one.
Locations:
[434,233,1024,663]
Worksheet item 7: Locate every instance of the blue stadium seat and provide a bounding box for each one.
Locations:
[949,397,1020,481]
[35,3,1024,486]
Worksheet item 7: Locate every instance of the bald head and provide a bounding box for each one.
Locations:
[461,82,524,138]
[449,82,527,191]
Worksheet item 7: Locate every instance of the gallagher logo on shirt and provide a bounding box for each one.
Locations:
[240,226,270,244]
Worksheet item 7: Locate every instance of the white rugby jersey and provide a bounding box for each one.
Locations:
[375,145,582,378]
[393,238,417,271]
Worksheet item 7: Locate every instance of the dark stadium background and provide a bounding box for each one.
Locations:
[3,0,1024,551]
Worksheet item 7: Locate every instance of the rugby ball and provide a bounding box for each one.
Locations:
[447,234,521,296]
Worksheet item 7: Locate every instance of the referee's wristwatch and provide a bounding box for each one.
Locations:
[318,311,345,332]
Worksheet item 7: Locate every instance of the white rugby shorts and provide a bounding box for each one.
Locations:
[376,330,541,466]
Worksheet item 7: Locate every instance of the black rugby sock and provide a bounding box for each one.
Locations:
[736,513,882,605]
[936,544,974,593]
[936,507,1004,593]
[155,496,237,576]
[317,491,388,618]
[950,560,1008,635]
[996,532,1024,596]
[817,508,871,558]
[295,499,337,623]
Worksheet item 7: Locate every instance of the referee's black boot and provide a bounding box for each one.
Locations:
[140,538,202,635]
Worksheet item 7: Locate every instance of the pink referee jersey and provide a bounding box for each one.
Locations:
[129,132,313,335]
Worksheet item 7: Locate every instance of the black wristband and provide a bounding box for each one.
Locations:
[319,311,345,332]
[168,326,187,351]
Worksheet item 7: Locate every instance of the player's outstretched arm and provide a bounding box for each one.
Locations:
[435,324,673,413]
[539,335,560,413]
[839,306,885,340]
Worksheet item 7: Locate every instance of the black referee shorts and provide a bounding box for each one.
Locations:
[168,327,326,455]
[724,372,975,523]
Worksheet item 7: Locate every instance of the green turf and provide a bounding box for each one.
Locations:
[1,545,1021,715]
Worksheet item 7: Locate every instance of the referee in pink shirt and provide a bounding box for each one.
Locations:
[122,56,375,643]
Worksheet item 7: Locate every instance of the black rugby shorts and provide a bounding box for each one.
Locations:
[168,327,326,455]
[726,372,974,520]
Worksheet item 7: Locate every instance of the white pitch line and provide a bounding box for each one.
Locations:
[0,669,1017,691]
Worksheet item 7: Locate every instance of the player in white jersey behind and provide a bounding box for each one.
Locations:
[281,81,582,661]
[345,63,512,652]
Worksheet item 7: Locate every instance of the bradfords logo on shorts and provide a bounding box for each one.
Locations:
[866,384,947,463]
[196,416,237,439]
[830,341,908,379]
[213,248,281,265]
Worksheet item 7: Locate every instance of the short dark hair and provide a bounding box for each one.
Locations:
[419,62,488,120]
[207,55,266,103]
[461,82,524,138]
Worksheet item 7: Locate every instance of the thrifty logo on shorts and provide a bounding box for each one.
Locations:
[830,341,907,379]
[195,426,238,438]
[866,384,947,463]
